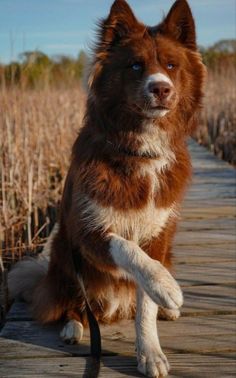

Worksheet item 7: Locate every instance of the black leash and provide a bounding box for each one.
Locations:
[85,301,101,358]
[78,273,102,359]
[72,252,102,359]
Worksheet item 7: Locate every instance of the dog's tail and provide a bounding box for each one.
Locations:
[8,223,59,303]
[8,256,48,303]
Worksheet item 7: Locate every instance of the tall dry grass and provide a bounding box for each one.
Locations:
[0,61,235,267]
[194,59,236,165]
[0,86,85,265]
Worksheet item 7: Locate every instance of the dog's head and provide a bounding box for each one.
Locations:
[89,0,205,130]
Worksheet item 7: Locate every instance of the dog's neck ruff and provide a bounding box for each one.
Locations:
[106,139,160,159]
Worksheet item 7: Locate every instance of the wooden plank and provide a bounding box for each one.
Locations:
[173,246,236,264]
[101,316,236,356]
[186,186,236,200]
[6,301,32,321]
[4,307,236,340]
[182,285,236,314]
[174,243,236,254]
[3,320,232,358]
[1,302,236,357]
[192,174,236,183]
[0,320,90,356]
[175,231,236,244]
[179,218,236,230]
[1,141,235,377]
[180,209,235,220]
[0,337,68,358]
[0,354,235,378]
[175,262,236,285]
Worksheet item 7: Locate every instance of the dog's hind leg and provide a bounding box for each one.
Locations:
[60,305,86,345]
[60,319,84,344]
[135,287,170,377]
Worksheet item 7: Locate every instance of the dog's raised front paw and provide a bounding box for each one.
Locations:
[60,319,83,344]
[141,260,183,310]
[137,342,170,377]
[158,307,181,321]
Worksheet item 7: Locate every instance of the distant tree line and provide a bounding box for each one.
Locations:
[200,39,236,68]
[0,40,235,89]
[0,50,89,89]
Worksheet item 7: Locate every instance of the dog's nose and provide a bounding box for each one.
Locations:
[148,81,172,100]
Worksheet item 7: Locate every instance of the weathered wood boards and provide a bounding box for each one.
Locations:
[0,140,236,377]
[0,354,236,378]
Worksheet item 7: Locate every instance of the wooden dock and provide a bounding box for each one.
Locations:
[0,140,236,377]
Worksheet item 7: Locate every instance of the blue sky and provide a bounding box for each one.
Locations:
[0,0,235,63]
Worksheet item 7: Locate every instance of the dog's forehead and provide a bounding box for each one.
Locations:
[122,32,156,57]
[123,31,183,59]
[155,34,187,58]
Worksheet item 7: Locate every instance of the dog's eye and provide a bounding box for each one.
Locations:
[131,63,142,71]
[167,63,175,70]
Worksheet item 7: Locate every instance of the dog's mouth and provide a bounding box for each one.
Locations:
[150,105,169,111]
[131,103,170,116]
[145,105,171,119]
[149,105,170,112]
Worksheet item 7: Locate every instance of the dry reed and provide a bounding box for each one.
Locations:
[0,62,235,266]
[0,86,85,265]
[194,61,236,165]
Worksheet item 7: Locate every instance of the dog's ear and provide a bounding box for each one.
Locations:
[99,0,141,48]
[161,0,196,50]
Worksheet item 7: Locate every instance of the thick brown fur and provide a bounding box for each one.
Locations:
[12,0,206,327]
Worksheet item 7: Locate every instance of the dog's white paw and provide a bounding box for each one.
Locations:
[137,341,170,377]
[60,319,83,344]
[141,260,183,310]
[158,307,181,321]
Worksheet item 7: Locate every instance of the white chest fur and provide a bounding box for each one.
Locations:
[95,202,175,244]
[80,127,176,244]
[79,193,176,245]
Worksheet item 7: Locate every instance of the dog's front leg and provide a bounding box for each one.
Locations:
[136,287,170,377]
[109,233,183,310]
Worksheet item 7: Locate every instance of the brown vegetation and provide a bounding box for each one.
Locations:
[193,44,236,165]
[0,86,85,265]
[0,43,235,267]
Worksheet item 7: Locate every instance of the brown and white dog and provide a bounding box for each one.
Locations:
[9,0,205,376]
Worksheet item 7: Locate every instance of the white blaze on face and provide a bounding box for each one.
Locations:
[144,72,174,118]
[146,72,174,88]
